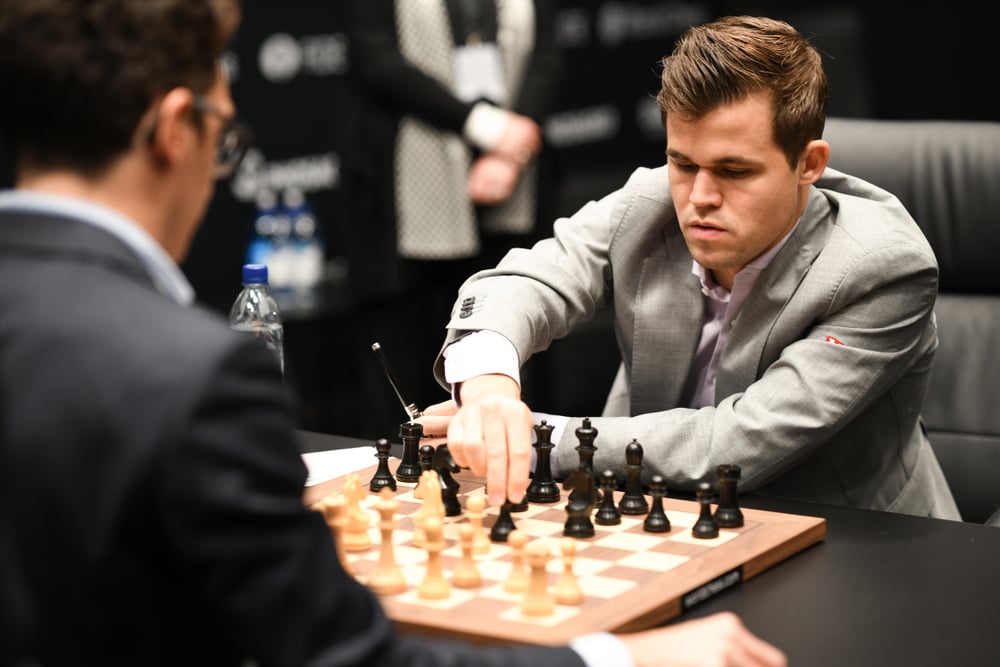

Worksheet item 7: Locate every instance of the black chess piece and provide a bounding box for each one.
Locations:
[574,417,601,505]
[526,421,560,503]
[618,439,649,515]
[643,475,671,533]
[692,482,720,539]
[714,464,744,528]
[490,500,517,542]
[396,421,423,482]
[368,438,397,493]
[418,444,434,474]
[594,469,622,526]
[432,444,462,517]
[562,467,596,538]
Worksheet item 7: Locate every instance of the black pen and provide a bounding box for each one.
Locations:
[371,342,423,421]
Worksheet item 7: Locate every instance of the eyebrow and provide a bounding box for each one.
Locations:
[665,148,758,167]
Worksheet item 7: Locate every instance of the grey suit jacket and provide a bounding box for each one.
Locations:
[437,165,960,519]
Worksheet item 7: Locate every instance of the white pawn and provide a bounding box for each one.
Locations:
[417,514,450,600]
[452,524,482,588]
[554,538,584,605]
[464,494,491,555]
[520,540,555,617]
[368,487,406,595]
[502,530,529,593]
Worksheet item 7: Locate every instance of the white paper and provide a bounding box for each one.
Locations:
[301,446,379,487]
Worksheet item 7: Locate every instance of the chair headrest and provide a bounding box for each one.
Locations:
[823,117,1000,294]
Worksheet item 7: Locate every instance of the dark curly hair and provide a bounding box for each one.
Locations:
[657,15,828,169]
[0,0,240,175]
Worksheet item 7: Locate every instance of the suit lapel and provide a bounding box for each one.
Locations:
[631,232,704,415]
[715,189,832,400]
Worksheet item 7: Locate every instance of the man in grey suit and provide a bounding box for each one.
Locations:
[0,2,787,665]
[422,16,960,520]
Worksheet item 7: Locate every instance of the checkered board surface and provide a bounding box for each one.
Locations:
[305,464,825,645]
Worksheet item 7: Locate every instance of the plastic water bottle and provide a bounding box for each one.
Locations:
[228,263,285,376]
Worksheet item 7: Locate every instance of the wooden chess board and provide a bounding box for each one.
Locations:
[304,462,826,646]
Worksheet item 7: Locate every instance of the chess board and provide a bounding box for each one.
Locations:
[304,462,826,646]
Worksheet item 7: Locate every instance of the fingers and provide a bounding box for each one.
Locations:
[442,392,533,507]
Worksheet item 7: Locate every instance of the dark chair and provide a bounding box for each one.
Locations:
[823,118,1000,526]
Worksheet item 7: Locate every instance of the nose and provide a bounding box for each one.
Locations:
[689,169,722,208]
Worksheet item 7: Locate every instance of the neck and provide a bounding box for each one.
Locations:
[17,157,177,258]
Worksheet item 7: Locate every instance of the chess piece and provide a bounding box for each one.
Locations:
[618,439,649,515]
[574,417,601,505]
[520,541,555,617]
[594,469,622,526]
[452,524,482,588]
[502,530,530,593]
[714,464,744,528]
[464,494,492,554]
[412,443,434,502]
[418,443,434,474]
[643,475,671,533]
[368,438,397,493]
[554,538,584,605]
[490,500,517,542]
[417,514,451,599]
[315,494,352,575]
[341,473,372,552]
[396,420,423,482]
[367,487,406,594]
[412,469,444,548]
[432,444,462,517]
[692,481,720,539]
[527,420,561,503]
[562,467,596,538]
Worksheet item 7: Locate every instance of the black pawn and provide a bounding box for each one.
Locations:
[562,468,596,538]
[714,464,744,528]
[490,500,517,542]
[574,418,601,505]
[594,469,622,526]
[642,475,671,533]
[368,438,397,493]
[618,439,649,515]
[692,482,719,539]
[396,421,423,483]
[418,444,434,474]
[526,421,561,503]
[432,444,462,517]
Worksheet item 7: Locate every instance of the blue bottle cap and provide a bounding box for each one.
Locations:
[242,263,268,284]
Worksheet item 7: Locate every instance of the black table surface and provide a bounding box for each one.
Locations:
[296,430,1000,666]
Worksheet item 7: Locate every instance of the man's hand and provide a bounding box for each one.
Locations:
[446,374,534,507]
[618,612,788,667]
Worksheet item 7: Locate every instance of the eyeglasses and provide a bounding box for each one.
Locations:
[192,94,254,179]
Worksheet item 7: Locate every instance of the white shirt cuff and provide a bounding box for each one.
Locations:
[570,632,635,667]
[463,101,509,151]
[443,330,521,387]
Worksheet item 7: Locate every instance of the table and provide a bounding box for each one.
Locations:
[297,430,1000,666]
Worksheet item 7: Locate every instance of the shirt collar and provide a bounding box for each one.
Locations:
[691,217,801,302]
[0,189,195,306]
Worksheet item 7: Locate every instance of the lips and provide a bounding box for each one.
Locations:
[687,221,726,240]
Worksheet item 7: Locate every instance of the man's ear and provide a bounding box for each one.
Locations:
[146,87,196,170]
[799,139,830,185]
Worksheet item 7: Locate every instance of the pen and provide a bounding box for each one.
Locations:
[371,341,423,421]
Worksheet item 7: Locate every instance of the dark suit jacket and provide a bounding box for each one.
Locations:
[0,209,583,667]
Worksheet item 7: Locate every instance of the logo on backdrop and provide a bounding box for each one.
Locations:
[596,1,711,47]
[229,148,340,203]
[258,32,348,84]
